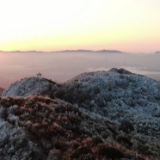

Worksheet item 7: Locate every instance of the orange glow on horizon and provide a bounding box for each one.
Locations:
[0,0,160,53]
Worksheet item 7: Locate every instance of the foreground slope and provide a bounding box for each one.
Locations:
[0,95,136,160]
[1,68,160,159]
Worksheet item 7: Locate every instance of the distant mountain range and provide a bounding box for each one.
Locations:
[0,50,44,53]
[1,50,160,53]
[0,49,123,53]
[58,49,123,53]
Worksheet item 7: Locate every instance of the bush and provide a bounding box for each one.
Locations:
[116,135,132,148]
[119,120,134,133]
[97,144,124,159]
[71,146,92,159]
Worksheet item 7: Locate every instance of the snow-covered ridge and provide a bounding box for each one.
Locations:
[68,68,159,100]
[52,68,160,139]
[1,68,160,159]
[2,77,55,97]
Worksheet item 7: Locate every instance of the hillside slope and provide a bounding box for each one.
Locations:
[1,68,160,159]
[0,95,137,160]
[2,77,56,97]
[0,87,4,96]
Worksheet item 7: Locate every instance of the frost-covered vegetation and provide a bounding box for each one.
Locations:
[2,77,55,97]
[1,68,160,159]
[0,96,141,160]
[52,68,160,137]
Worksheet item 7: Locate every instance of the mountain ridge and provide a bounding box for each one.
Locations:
[0,49,124,53]
[1,68,160,159]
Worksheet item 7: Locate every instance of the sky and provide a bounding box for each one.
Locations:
[0,0,160,53]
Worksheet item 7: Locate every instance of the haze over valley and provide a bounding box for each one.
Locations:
[0,51,160,89]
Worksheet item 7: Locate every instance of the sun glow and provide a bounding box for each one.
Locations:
[0,0,160,52]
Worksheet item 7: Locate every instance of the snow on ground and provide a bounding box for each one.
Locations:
[2,77,53,97]
[52,68,160,137]
[1,68,160,159]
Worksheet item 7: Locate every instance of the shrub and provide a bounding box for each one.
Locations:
[97,144,124,160]
[119,120,134,133]
[71,146,92,159]
[116,135,132,148]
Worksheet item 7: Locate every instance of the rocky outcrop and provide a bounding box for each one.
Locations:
[108,68,133,74]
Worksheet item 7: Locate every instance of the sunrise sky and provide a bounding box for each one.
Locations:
[0,0,160,53]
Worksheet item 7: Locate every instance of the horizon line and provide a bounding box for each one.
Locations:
[0,49,159,53]
[0,49,123,52]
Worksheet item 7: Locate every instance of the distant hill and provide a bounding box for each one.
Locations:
[59,49,123,53]
[155,51,160,54]
[97,49,123,53]
[0,49,124,53]
[0,50,44,53]
[58,49,93,52]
